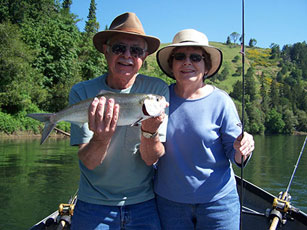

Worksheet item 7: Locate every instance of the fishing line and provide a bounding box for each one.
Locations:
[286,136,307,194]
[240,0,245,229]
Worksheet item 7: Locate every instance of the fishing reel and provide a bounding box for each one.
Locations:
[268,191,300,229]
[59,203,75,216]
[57,202,75,228]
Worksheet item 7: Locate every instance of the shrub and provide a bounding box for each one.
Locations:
[0,112,20,134]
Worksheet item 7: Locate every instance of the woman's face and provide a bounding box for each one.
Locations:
[171,46,207,85]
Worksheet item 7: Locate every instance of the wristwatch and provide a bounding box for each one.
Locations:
[141,129,159,139]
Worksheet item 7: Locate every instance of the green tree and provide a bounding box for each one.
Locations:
[245,67,257,102]
[282,109,297,134]
[226,36,231,45]
[232,55,240,63]
[259,73,269,113]
[233,66,242,77]
[84,0,99,35]
[245,102,265,134]
[276,71,283,83]
[78,0,107,81]
[62,0,72,10]
[0,0,55,24]
[296,110,307,132]
[270,43,280,59]
[265,109,285,134]
[269,80,279,109]
[230,80,243,101]
[248,38,257,47]
[0,22,47,114]
[217,65,230,81]
[230,32,240,44]
[20,5,82,112]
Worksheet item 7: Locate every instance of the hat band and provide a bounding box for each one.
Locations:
[112,27,145,36]
[179,40,195,43]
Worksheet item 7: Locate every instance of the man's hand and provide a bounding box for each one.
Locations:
[78,97,120,170]
[88,97,120,141]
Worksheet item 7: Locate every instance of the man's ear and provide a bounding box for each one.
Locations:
[102,44,108,54]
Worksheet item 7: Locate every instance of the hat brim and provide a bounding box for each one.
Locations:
[156,42,223,79]
[93,30,160,55]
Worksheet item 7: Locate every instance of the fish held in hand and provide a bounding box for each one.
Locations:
[27,93,167,144]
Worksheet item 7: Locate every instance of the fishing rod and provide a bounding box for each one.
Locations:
[286,136,307,194]
[269,136,307,230]
[239,0,245,229]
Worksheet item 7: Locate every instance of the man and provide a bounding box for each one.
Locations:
[69,12,169,230]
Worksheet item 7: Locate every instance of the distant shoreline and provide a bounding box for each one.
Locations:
[0,130,306,140]
[0,131,69,140]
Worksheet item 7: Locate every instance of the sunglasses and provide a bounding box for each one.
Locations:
[173,53,204,62]
[109,43,146,58]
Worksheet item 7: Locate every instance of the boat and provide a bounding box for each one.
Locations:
[30,195,77,230]
[29,176,307,230]
[236,175,307,230]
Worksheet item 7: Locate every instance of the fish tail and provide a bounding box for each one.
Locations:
[26,113,57,145]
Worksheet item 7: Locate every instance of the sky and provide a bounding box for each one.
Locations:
[70,0,307,49]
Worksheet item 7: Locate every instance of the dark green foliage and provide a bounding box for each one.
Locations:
[20,7,82,112]
[230,80,243,101]
[232,66,242,77]
[84,0,99,35]
[232,55,240,63]
[281,42,307,79]
[259,73,270,114]
[248,38,257,47]
[245,67,257,102]
[0,22,47,114]
[269,80,279,109]
[226,36,231,45]
[62,0,72,10]
[217,65,229,81]
[270,43,280,59]
[0,0,56,24]
[78,0,108,81]
[282,109,297,134]
[245,102,265,134]
[140,59,175,86]
[296,110,307,132]
[230,32,240,44]
[265,109,285,134]
[0,112,20,134]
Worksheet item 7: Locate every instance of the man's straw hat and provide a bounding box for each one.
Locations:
[93,12,160,55]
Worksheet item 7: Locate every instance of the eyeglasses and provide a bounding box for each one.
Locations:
[173,53,204,62]
[109,43,146,58]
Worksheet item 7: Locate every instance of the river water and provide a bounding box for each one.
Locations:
[0,135,306,230]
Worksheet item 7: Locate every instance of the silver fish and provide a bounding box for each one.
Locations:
[27,93,167,144]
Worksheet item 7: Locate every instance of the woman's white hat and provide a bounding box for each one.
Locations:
[156,29,223,79]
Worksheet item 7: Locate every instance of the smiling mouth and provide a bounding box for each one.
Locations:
[118,59,134,66]
[181,69,194,73]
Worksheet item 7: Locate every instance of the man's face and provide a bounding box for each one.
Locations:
[103,34,147,84]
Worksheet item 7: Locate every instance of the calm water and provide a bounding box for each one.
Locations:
[0,135,306,230]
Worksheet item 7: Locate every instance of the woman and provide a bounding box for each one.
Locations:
[154,29,254,230]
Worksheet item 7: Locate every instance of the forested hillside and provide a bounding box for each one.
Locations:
[0,0,306,135]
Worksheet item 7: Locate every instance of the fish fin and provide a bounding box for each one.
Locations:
[131,118,143,126]
[27,113,53,123]
[96,90,115,97]
[27,113,57,145]
[41,122,57,145]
